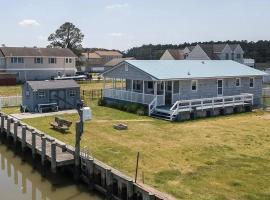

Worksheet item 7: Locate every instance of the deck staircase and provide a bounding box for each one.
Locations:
[150,106,177,121]
[149,93,254,121]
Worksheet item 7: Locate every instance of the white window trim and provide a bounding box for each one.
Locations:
[249,77,254,88]
[125,64,128,72]
[217,79,223,96]
[69,89,76,97]
[191,80,198,92]
[34,57,43,64]
[49,58,57,64]
[236,78,241,87]
[38,91,45,99]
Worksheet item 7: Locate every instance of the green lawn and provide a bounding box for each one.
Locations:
[22,101,270,200]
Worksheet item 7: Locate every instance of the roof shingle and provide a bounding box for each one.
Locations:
[27,80,79,91]
[0,47,77,57]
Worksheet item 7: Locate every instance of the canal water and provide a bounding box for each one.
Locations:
[0,139,103,200]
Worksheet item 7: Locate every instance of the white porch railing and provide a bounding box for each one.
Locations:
[0,96,22,109]
[103,88,163,105]
[169,93,254,120]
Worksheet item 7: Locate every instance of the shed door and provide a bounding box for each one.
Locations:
[50,91,58,103]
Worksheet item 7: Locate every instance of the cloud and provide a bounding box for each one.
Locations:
[108,32,124,37]
[106,3,129,9]
[19,19,40,27]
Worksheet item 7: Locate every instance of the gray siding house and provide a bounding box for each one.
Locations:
[0,47,77,82]
[102,60,265,121]
[22,80,81,113]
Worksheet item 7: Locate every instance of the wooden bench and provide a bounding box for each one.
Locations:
[50,117,72,132]
[38,103,58,113]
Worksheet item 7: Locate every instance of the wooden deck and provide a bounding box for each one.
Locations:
[0,113,75,170]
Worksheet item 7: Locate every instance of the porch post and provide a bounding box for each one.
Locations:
[172,81,174,104]
[154,81,157,96]
[142,81,145,104]
[121,78,124,90]
[163,81,166,105]
[131,80,133,92]
[103,77,106,89]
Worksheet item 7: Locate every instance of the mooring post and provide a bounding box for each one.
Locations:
[6,118,11,138]
[41,136,46,166]
[0,114,5,133]
[51,141,57,173]
[106,168,113,199]
[13,121,18,144]
[88,158,94,191]
[31,131,36,159]
[149,193,155,200]
[21,126,26,154]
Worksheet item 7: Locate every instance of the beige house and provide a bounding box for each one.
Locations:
[81,50,123,72]
[160,43,245,64]
[0,47,77,82]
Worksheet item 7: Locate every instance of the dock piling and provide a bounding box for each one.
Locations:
[51,141,57,173]
[31,131,36,159]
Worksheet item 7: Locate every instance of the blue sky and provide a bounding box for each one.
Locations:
[0,0,269,50]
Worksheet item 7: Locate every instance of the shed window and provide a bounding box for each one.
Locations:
[48,58,57,64]
[69,90,76,97]
[249,77,254,88]
[191,80,197,91]
[38,91,45,98]
[236,78,241,87]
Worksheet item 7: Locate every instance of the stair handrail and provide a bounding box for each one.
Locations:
[148,97,157,116]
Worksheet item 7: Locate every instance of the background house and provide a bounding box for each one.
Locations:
[0,47,77,82]
[104,57,134,71]
[22,80,80,112]
[161,43,246,64]
[81,50,123,72]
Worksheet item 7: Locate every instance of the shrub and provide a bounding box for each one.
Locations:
[126,104,139,113]
[98,98,106,106]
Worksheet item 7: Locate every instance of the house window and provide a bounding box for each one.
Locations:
[231,53,235,60]
[237,54,241,59]
[38,91,45,99]
[65,58,69,63]
[34,57,43,64]
[25,90,30,97]
[147,82,153,89]
[191,80,197,91]
[249,77,254,88]
[69,89,76,97]
[48,58,56,64]
[18,57,24,63]
[11,57,24,64]
[133,80,141,91]
[236,78,241,87]
[225,53,229,60]
[217,79,223,96]
[125,64,128,72]
[69,58,72,63]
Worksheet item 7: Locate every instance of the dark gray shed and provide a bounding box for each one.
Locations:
[22,80,81,112]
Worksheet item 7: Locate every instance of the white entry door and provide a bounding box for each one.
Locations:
[217,79,223,96]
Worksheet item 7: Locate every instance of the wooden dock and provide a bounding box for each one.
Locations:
[0,113,75,172]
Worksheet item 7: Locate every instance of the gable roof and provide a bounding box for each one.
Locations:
[167,49,185,60]
[120,60,266,80]
[0,47,77,57]
[27,80,79,91]
[82,52,102,59]
[0,49,4,58]
[104,57,135,67]
[229,44,240,51]
[95,50,122,57]
[186,46,196,51]
[213,44,227,53]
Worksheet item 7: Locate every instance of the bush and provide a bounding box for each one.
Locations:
[126,104,139,113]
[98,98,106,106]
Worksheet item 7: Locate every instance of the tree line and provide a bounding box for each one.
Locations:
[124,40,270,63]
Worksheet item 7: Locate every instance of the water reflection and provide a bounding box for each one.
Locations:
[0,140,102,200]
